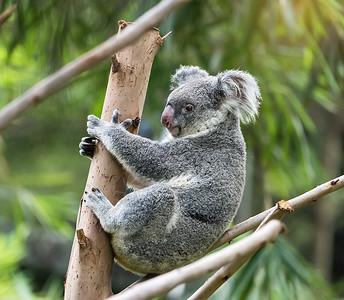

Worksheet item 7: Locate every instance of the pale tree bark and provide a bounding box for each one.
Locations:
[64,21,163,300]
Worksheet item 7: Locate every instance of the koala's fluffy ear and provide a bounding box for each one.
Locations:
[216,70,261,124]
[170,65,208,90]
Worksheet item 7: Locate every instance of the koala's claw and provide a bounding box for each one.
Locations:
[112,109,120,124]
[79,137,97,159]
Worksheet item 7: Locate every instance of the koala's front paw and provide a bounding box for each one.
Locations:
[87,115,106,138]
[79,137,97,159]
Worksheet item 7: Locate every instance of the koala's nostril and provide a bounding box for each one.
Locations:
[161,115,169,128]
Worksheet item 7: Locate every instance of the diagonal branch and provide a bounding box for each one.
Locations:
[210,175,344,251]
[0,0,192,132]
[109,220,286,300]
[188,175,344,299]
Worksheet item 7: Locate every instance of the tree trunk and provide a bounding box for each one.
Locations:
[64,21,162,300]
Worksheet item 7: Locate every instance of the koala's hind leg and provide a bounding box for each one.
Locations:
[85,184,176,236]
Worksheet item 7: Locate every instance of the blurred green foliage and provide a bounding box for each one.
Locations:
[0,0,344,299]
[210,236,336,300]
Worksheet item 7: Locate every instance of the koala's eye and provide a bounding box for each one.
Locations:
[183,104,194,113]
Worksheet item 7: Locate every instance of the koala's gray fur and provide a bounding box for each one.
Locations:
[84,65,261,275]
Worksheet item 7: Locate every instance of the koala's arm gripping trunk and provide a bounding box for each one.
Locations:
[64,21,162,300]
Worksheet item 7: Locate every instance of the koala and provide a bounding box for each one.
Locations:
[81,65,261,275]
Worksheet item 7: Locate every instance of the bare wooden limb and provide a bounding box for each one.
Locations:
[187,250,258,300]
[0,0,192,132]
[0,4,17,30]
[186,175,344,299]
[109,220,285,300]
[64,22,162,300]
[210,175,344,251]
[187,247,259,300]
[189,205,291,300]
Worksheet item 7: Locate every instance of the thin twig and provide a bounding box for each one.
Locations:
[109,220,285,300]
[161,31,172,40]
[0,0,192,131]
[254,204,278,232]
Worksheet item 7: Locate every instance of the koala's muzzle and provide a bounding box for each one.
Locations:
[161,105,174,128]
[161,105,180,136]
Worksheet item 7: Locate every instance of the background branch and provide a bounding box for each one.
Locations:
[0,0,192,132]
[110,220,285,300]
[0,4,17,30]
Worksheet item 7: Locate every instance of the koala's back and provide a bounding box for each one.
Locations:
[111,119,246,275]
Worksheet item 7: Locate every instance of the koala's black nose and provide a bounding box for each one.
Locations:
[161,105,174,129]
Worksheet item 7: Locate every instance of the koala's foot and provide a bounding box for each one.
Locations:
[85,188,112,214]
[85,187,109,207]
[79,137,97,159]
[85,188,117,233]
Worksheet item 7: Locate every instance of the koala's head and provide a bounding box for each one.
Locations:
[161,65,261,138]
